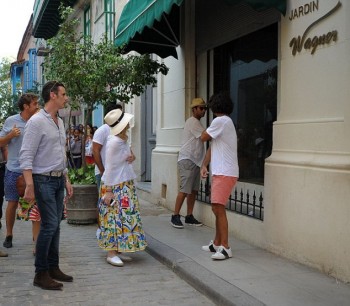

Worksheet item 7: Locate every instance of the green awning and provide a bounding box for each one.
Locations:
[223,0,286,15]
[115,0,184,59]
[115,0,286,59]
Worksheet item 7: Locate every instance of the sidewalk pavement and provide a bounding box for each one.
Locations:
[0,199,214,306]
[139,198,350,306]
[1,195,350,306]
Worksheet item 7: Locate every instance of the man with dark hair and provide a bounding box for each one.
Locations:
[200,92,238,260]
[20,81,74,290]
[171,98,207,228]
[0,93,39,248]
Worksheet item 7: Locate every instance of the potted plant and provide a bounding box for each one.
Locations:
[66,165,98,225]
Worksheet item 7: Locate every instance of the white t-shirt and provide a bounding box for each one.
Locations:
[101,135,136,186]
[178,116,205,166]
[206,115,239,177]
[92,124,110,175]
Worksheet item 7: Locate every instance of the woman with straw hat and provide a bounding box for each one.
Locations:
[97,109,147,266]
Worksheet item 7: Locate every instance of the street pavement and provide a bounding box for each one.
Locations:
[1,194,350,306]
[138,191,350,306]
[0,200,214,306]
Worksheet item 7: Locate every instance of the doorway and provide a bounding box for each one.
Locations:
[141,85,156,181]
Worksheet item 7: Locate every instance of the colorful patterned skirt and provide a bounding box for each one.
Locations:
[97,180,147,252]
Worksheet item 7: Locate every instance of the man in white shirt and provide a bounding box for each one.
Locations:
[200,92,239,261]
[171,98,207,228]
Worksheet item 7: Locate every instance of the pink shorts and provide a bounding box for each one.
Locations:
[211,175,238,205]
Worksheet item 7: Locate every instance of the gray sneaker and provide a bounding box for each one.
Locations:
[171,214,184,228]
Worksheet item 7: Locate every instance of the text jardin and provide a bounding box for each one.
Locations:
[289,1,341,56]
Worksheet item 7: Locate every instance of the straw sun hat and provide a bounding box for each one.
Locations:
[104,109,134,135]
[190,97,206,109]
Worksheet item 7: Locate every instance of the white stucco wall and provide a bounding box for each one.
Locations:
[151,0,197,208]
[265,0,350,282]
[151,0,350,283]
[151,50,186,206]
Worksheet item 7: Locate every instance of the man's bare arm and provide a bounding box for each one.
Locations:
[92,142,104,175]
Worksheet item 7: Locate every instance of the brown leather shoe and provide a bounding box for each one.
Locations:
[33,271,63,290]
[49,267,73,282]
[0,250,8,257]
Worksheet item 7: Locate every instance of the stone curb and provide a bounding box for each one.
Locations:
[145,233,265,306]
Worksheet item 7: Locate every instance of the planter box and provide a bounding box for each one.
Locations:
[66,184,98,225]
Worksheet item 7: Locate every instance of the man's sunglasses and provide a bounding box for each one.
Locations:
[197,106,206,110]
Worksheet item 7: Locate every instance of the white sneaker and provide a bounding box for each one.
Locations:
[117,253,132,262]
[107,256,124,266]
[202,240,219,253]
[211,246,232,260]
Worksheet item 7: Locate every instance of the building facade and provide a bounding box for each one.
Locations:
[116,0,350,282]
[10,15,38,95]
[30,0,350,282]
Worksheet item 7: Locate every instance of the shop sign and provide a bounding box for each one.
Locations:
[289,1,341,56]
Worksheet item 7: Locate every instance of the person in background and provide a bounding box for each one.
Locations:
[0,146,8,257]
[200,92,239,261]
[0,145,7,230]
[65,127,74,168]
[78,123,84,134]
[69,128,82,168]
[97,109,146,266]
[85,123,94,165]
[20,80,73,290]
[0,93,39,249]
[171,98,207,228]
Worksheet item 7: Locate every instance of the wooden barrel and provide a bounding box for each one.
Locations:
[66,184,98,225]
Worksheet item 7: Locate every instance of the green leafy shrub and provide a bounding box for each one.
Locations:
[68,164,96,185]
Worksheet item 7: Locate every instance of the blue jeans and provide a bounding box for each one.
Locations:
[33,175,64,273]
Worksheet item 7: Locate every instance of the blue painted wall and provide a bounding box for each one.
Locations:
[93,104,104,127]
[10,48,38,96]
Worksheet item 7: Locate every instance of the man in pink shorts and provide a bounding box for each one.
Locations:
[200,92,239,260]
